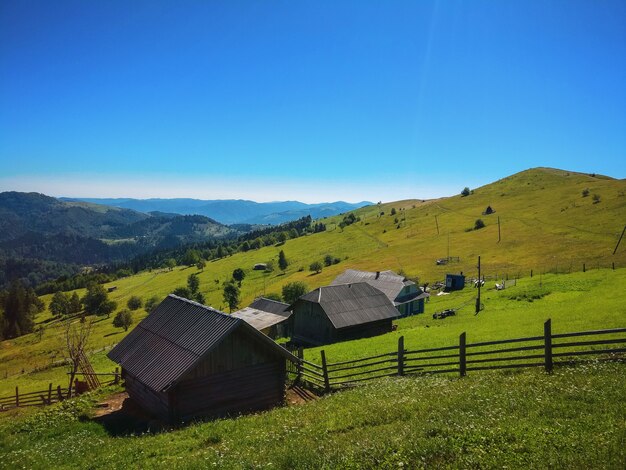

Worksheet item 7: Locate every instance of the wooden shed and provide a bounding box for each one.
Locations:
[331,269,429,317]
[231,297,292,339]
[107,295,297,423]
[290,283,399,346]
[445,273,466,291]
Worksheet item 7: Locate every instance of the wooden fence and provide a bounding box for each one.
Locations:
[288,320,626,393]
[0,369,121,412]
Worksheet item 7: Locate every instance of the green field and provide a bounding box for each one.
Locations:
[1,361,624,469]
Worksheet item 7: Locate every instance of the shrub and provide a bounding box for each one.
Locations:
[474,219,486,230]
[461,187,471,197]
[126,295,142,311]
[309,261,323,274]
[324,254,333,267]
[144,296,160,314]
[582,188,590,197]
[282,281,308,305]
[592,194,601,204]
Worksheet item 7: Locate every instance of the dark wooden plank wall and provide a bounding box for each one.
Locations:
[124,373,170,420]
[335,319,392,342]
[173,361,286,421]
[292,302,334,345]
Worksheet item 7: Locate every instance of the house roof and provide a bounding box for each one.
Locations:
[107,295,296,393]
[298,282,399,329]
[330,269,424,304]
[248,297,290,317]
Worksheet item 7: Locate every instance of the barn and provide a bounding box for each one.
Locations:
[331,269,429,317]
[107,295,297,423]
[231,297,292,339]
[290,282,399,346]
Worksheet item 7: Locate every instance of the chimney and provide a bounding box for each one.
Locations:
[375,271,380,279]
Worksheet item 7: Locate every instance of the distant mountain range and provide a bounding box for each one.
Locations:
[60,198,372,225]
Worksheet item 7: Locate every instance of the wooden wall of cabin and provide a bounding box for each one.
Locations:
[124,373,171,421]
[181,328,280,380]
[291,302,334,345]
[171,361,286,422]
[335,319,392,342]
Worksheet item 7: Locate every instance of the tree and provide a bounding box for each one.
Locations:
[69,292,82,314]
[49,291,70,317]
[64,318,92,398]
[309,261,323,274]
[182,249,200,266]
[165,258,176,271]
[223,282,240,313]
[282,281,308,305]
[172,287,192,299]
[82,283,117,318]
[324,254,333,267]
[474,219,486,230]
[278,250,288,271]
[196,259,206,271]
[277,231,288,244]
[391,208,397,216]
[144,295,160,314]
[113,309,133,332]
[232,268,245,287]
[2,281,43,339]
[461,187,471,197]
[126,295,142,311]
[187,273,200,294]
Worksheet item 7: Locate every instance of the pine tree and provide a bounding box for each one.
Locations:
[278,250,288,271]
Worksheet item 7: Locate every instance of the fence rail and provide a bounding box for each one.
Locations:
[289,319,626,392]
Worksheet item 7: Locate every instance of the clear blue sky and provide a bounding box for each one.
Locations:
[1,1,624,202]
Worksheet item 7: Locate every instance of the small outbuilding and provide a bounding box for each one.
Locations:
[290,282,399,346]
[231,297,292,339]
[445,273,466,291]
[107,295,297,423]
[331,269,429,317]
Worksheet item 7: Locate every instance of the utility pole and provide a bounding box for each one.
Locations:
[475,255,481,315]
[498,216,501,243]
[613,225,626,255]
[447,232,450,261]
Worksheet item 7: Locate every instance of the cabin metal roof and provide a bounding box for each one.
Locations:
[107,295,296,393]
[231,307,289,331]
[298,282,399,329]
[248,297,291,317]
[330,269,419,303]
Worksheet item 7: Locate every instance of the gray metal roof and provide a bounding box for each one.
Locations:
[298,282,399,329]
[107,295,296,393]
[231,307,290,331]
[330,269,418,302]
[248,297,290,317]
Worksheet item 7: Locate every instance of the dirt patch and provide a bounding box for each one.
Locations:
[286,385,319,405]
[92,392,166,436]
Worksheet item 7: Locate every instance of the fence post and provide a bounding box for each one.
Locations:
[530,269,533,278]
[320,350,330,393]
[47,383,52,405]
[15,386,19,408]
[114,367,120,384]
[583,263,586,273]
[459,332,467,377]
[57,385,63,401]
[544,319,553,373]
[297,347,303,384]
[397,336,405,376]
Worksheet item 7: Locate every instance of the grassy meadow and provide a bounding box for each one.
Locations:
[0,361,624,469]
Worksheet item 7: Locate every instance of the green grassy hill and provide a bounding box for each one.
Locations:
[1,167,625,395]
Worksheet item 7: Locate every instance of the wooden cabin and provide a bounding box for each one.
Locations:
[331,269,429,317]
[290,283,399,346]
[107,295,297,423]
[231,297,292,339]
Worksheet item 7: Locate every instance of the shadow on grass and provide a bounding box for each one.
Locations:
[92,396,169,436]
[104,331,122,338]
